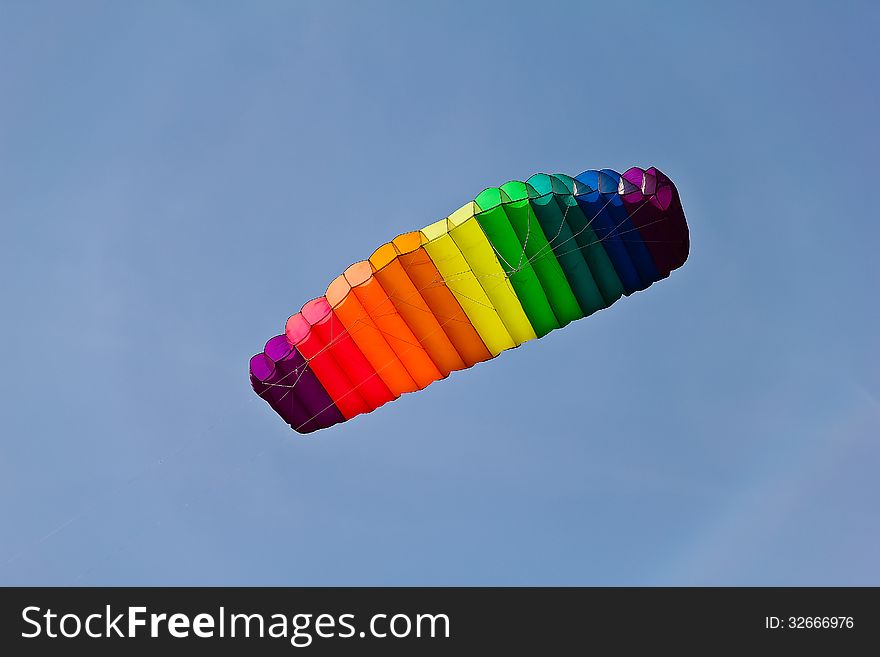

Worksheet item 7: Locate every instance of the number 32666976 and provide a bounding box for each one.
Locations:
[765,617,854,629]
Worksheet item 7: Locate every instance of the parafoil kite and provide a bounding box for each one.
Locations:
[250,167,689,433]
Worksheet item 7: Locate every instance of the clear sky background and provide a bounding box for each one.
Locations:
[1,1,877,585]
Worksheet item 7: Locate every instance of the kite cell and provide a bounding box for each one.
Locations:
[250,166,690,433]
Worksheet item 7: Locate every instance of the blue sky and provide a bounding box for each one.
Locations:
[1,0,877,585]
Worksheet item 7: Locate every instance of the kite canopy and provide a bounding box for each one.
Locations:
[250,166,689,433]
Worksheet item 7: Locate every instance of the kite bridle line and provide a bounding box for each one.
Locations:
[261,177,676,433]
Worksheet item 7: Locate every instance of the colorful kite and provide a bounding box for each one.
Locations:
[250,167,689,433]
